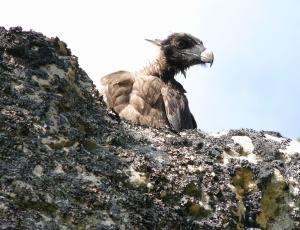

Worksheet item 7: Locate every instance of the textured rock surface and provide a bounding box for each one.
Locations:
[1,27,300,229]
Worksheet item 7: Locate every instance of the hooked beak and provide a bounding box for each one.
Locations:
[200,49,214,67]
[185,45,214,67]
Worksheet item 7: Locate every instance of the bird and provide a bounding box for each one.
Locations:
[100,33,214,132]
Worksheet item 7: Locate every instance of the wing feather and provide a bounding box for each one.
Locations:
[100,71,134,113]
[162,84,197,131]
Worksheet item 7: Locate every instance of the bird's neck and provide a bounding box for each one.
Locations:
[139,53,179,82]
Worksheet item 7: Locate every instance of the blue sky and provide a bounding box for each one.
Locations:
[185,0,300,138]
[1,0,299,138]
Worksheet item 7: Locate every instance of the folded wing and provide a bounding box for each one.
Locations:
[161,83,197,132]
[100,71,134,114]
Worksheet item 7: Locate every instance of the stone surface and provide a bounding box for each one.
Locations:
[0,27,300,229]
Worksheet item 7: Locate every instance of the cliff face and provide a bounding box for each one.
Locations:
[1,27,300,230]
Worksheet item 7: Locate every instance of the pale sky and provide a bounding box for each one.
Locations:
[1,0,299,138]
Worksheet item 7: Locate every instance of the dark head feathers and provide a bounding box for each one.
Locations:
[146,33,214,75]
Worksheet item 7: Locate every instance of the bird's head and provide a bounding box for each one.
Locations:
[146,33,214,74]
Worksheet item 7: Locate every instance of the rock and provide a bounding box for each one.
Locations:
[0,27,300,229]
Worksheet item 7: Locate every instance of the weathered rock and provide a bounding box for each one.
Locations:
[0,27,300,229]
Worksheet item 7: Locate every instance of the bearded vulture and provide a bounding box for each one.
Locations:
[100,33,214,132]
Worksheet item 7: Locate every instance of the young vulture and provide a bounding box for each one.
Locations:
[100,33,214,132]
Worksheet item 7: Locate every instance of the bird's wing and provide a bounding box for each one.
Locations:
[100,71,135,114]
[161,84,197,132]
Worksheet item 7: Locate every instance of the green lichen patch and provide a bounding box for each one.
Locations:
[47,139,76,150]
[83,139,98,152]
[53,38,69,56]
[15,198,58,214]
[67,67,77,82]
[185,202,211,218]
[231,168,257,226]
[160,192,181,205]
[57,102,73,112]
[256,169,289,229]
[183,182,203,198]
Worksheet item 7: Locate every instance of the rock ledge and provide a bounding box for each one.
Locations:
[1,27,300,229]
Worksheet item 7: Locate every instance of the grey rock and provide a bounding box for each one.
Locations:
[0,27,299,230]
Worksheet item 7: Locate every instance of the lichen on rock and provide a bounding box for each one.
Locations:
[1,27,300,229]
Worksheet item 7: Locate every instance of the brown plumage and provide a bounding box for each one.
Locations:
[100,33,214,131]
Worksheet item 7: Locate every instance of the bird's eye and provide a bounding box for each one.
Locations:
[178,40,189,49]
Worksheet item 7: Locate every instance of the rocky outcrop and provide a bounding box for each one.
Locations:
[1,27,300,229]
